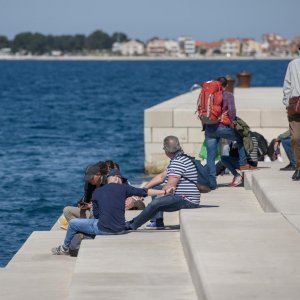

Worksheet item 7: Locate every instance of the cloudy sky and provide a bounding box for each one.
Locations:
[0,0,299,42]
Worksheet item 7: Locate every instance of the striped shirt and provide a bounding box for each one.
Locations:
[165,152,201,205]
[248,136,258,164]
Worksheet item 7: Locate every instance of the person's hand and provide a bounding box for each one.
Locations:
[125,197,136,210]
[79,202,92,210]
[165,187,175,195]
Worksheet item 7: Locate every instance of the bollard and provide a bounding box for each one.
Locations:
[225,76,235,93]
[236,71,252,88]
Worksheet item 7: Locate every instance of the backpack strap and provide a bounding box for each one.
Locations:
[179,154,198,185]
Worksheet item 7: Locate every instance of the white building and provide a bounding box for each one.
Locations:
[178,36,196,56]
[241,39,262,56]
[146,38,166,56]
[220,38,241,57]
[120,40,145,56]
[164,40,179,56]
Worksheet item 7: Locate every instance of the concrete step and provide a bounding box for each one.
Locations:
[66,207,195,300]
[181,173,300,300]
[0,231,76,300]
[181,210,300,300]
[245,162,300,232]
[68,232,197,300]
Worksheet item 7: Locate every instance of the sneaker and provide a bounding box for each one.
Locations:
[228,175,243,187]
[51,245,69,255]
[277,155,283,162]
[280,163,296,171]
[145,221,165,230]
[264,156,271,162]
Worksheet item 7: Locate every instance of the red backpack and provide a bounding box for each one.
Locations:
[196,80,224,124]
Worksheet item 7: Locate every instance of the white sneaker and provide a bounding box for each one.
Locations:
[277,155,283,162]
[264,156,271,162]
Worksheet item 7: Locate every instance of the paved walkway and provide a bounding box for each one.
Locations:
[1,163,299,300]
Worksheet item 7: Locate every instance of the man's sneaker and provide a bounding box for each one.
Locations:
[228,175,243,187]
[145,221,165,230]
[51,245,69,255]
[264,155,271,162]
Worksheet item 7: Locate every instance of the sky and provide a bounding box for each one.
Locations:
[0,0,299,42]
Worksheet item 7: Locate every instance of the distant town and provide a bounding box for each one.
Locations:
[0,30,299,58]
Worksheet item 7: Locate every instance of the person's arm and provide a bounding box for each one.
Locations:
[92,196,99,219]
[283,63,292,107]
[143,170,167,189]
[226,92,236,123]
[125,184,173,199]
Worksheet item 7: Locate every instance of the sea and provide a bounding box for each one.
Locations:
[0,59,290,267]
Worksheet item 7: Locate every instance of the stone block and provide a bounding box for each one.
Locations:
[173,109,201,127]
[182,143,202,157]
[261,110,288,128]
[152,128,188,143]
[188,128,205,143]
[144,109,173,127]
[236,110,261,127]
[144,127,151,143]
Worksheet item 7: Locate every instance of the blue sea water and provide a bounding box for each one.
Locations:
[0,59,289,266]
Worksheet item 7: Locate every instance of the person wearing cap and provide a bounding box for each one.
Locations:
[126,135,201,231]
[60,162,108,227]
[51,169,172,255]
[283,48,300,181]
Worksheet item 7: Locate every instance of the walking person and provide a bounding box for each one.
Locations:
[204,77,249,189]
[283,49,300,181]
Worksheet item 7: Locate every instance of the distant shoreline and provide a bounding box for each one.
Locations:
[0,55,294,61]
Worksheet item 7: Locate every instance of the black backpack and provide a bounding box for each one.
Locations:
[69,233,95,257]
[250,131,268,158]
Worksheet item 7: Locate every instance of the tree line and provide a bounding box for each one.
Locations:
[0,30,129,54]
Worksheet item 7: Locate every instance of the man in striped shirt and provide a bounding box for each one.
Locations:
[126,136,200,230]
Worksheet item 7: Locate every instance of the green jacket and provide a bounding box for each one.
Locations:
[234,117,254,154]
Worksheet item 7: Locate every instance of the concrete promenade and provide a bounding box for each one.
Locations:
[0,162,299,299]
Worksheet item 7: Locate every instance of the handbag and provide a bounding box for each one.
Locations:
[288,97,300,116]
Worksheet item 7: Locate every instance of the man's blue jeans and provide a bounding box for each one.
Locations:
[281,137,296,166]
[221,155,240,177]
[129,195,199,230]
[63,219,125,248]
[205,125,247,189]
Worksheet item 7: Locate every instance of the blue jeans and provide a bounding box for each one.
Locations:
[221,155,240,177]
[150,185,164,224]
[63,219,125,248]
[205,125,247,189]
[129,195,199,229]
[281,138,296,166]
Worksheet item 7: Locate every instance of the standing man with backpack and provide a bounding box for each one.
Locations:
[199,77,249,189]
